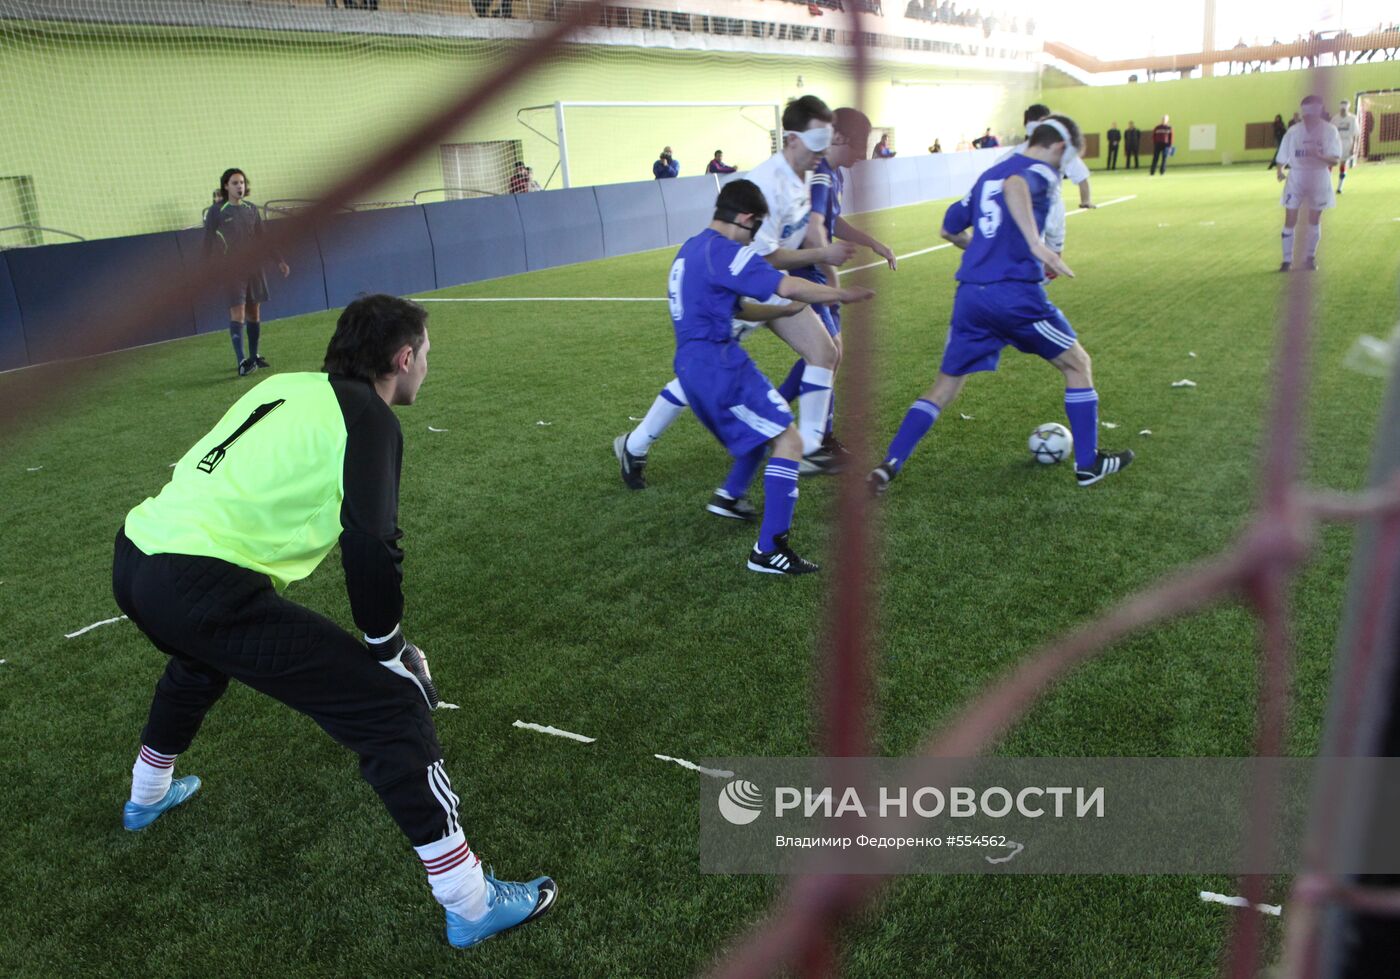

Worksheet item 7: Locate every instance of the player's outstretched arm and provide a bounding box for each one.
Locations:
[833,217,897,269]
[765,239,857,272]
[1004,175,1073,279]
[775,274,874,307]
[738,298,809,322]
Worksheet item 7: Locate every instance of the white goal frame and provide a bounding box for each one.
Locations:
[517,100,781,188]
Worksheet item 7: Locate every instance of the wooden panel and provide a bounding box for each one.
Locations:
[1244,122,1274,150]
[1082,133,1100,158]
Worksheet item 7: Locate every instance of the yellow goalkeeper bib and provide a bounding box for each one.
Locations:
[125,373,349,591]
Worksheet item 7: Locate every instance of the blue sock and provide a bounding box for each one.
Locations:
[757,457,801,551]
[825,392,836,438]
[1064,387,1099,469]
[722,445,766,500]
[229,321,245,363]
[777,359,805,403]
[246,321,261,359]
[883,400,940,474]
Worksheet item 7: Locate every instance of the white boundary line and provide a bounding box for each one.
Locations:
[65,614,128,639]
[1066,193,1138,216]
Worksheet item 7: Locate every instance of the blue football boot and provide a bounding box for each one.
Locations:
[445,872,558,949]
[122,775,202,831]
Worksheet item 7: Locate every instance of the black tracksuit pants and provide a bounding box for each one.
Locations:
[113,529,455,846]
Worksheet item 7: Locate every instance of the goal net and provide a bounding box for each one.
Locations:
[1358,90,1400,162]
[0,1,523,246]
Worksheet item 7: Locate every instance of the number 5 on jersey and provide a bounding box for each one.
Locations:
[978,179,1005,239]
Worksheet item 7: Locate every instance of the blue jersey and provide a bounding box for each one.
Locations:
[668,229,786,346]
[943,153,1058,285]
[793,159,844,286]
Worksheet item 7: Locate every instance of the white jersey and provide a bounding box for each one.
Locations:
[1278,121,1343,172]
[996,141,1080,252]
[1334,114,1360,159]
[744,152,812,256]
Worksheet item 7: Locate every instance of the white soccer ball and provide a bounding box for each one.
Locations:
[1028,423,1073,465]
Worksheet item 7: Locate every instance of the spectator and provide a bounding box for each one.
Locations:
[1265,116,1287,168]
[203,168,289,376]
[874,132,896,157]
[929,139,942,153]
[1105,121,1121,169]
[508,161,532,193]
[652,146,680,179]
[905,0,921,17]
[1123,120,1141,168]
[1149,114,1173,175]
[971,128,999,148]
[706,150,738,174]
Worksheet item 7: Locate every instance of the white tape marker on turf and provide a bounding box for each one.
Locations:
[1171,379,1198,388]
[65,614,128,639]
[654,755,734,779]
[26,466,42,472]
[513,720,596,743]
[1199,891,1282,916]
[428,426,449,432]
[985,841,1024,864]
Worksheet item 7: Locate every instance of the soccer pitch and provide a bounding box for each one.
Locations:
[2,165,1399,977]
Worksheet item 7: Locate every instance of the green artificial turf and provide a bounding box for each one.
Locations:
[2,164,1399,977]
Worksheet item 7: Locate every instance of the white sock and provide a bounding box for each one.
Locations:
[1304,223,1321,259]
[1281,229,1295,262]
[130,745,177,805]
[626,378,688,456]
[416,828,489,921]
[796,366,835,456]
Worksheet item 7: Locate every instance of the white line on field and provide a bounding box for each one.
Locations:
[513,720,596,743]
[417,296,665,302]
[1199,891,1282,916]
[654,754,734,778]
[65,614,128,639]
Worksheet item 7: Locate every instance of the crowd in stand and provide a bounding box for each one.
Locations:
[901,2,1034,36]
[1223,24,1400,75]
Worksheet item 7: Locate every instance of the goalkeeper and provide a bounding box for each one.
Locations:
[112,294,556,949]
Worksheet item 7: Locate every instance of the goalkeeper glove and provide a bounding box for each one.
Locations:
[367,628,442,710]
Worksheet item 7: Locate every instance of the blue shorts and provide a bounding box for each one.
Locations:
[939,281,1077,377]
[674,341,793,457]
[791,266,841,337]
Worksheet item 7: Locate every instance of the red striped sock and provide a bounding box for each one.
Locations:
[130,745,177,805]
[415,829,487,920]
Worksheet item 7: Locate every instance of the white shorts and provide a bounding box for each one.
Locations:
[1044,193,1067,253]
[1281,169,1335,211]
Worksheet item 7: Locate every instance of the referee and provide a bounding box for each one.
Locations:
[114,294,556,949]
